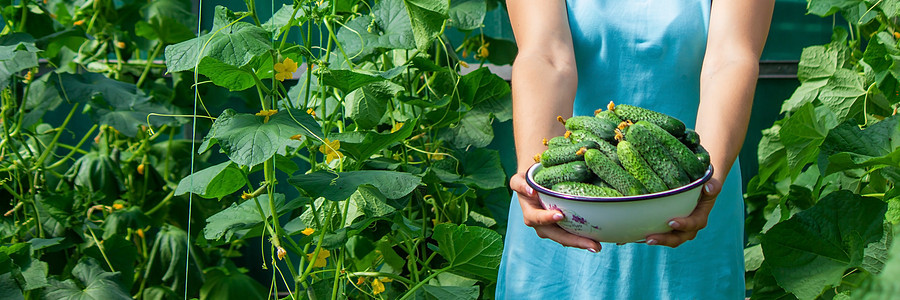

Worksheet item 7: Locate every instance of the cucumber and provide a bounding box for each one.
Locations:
[616,141,668,193]
[544,136,571,148]
[534,161,592,188]
[681,129,701,150]
[552,181,623,197]
[594,109,623,124]
[539,141,599,167]
[584,149,647,195]
[611,104,685,137]
[625,123,692,189]
[695,144,711,170]
[563,116,618,140]
[570,130,619,162]
[633,121,707,180]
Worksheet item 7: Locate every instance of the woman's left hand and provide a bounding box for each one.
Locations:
[643,177,722,247]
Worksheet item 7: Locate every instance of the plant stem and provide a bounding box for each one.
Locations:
[32,104,79,171]
[47,124,98,169]
[397,266,452,300]
[136,43,165,88]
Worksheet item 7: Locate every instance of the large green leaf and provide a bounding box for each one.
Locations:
[84,235,137,289]
[19,259,48,291]
[196,58,257,91]
[449,0,485,31]
[174,161,248,199]
[335,0,416,58]
[199,268,266,300]
[856,225,900,299]
[43,257,130,300]
[135,0,195,44]
[807,0,860,17]
[819,116,900,175]
[460,67,510,106]
[0,34,39,88]
[145,225,202,289]
[102,207,151,239]
[818,69,866,123]
[289,170,422,201]
[757,124,789,184]
[440,106,494,148]
[779,103,834,179]
[350,185,396,218]
[200,108,323,167]
[761,191,887,300]
[0,273,24,300]
[164,6,272,73]
[332,121,415,161]
[263,4,306,36]
[433,223,502,282]
[403,0,450,50]
[797,45,840,81]
[345,81,404,129]
[453,148,506,189]
[55,73,183,137]
[319,69,387,93]
[0,33,39,60]
[204,194,303,241]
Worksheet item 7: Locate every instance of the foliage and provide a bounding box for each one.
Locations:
[0,0,516,298]
[744,0,900,298]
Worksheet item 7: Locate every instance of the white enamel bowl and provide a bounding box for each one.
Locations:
[525,163,714,244]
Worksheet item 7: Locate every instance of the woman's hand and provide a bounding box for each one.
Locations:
[510,173,603,253]
[644,177,722,247]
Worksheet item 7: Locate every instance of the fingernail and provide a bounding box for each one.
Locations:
[526,186,534,195]
[552,213,564,221]
[704,183,712,194]
[668,220,680,229]
[587,248,599,253]
[646,239,658,245]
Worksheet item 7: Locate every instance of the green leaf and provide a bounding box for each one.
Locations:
[199,268,266,300]
[819,69,866,123]
[433,223,503,282]
[289,170,422,201]
[174,161,248,199]
[332,121,415,161]
[449,0,485,31]
[204,194,300,241]
[760,191,887,300]
[819,116,900,174]
[335,0,416,58]
[0,33,39,60]
[196,58,257,91]
[200,108,323,167]
[861,224,892,275]
[415,285,479,300]
[64,152,122,203]
[807,0,859,17]
[454,148,506,189]
[345,81,404,129]
[403,0,450,50]
[84,235,137,289]
[135,0,195,44]
[20,259,49,291]
[55,73,183,137]
[856,226,900,299]
[745,244,764,272]
[797,45,839,81]
[351,185,396,218]
[757,124,789,183]
[43,257,130,300]
[319,69,387,93]
[102,207,151,239]
[440,106,494,148]
[779,103,833,180]
[0,36,39,88]
[164,6,272,73]
[28,238,63,251]
[263,4,306,36]
[781,79,826,113]
[146,225,202,284]
[460,67,510,106]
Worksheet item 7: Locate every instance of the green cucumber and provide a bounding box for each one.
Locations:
[633,121,707,180]
[570,130,619,162]
[616,141,668,193]
[544,136,571,148]
[539,141,599,167]
[534,161,592,188]
[552,181,623,197]
[626,123,692,189]
[612,104,685,137]
[682,129,701,150]
[584,149,647,195]
[695,144,711,170]
[563,116,618,140]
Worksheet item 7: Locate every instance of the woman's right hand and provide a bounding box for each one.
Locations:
[510,173,603,253]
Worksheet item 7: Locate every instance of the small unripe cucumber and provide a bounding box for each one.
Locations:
[584,149,647,195]
[564,116,618,140]
[534,161,592,188]
[695,144,711,169]
[633,121,707,180]
[539,141,598,167]
[612,104,686,137]
[626,124,692,189]
[594,110,623,124]
[681,129,701,150]
[570,130,619,162]
[617,141,668,193]
[552,182,623,197]
[545,136,571,148]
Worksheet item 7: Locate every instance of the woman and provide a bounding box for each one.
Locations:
[498,0,774,298]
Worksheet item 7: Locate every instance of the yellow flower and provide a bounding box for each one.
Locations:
[290,134,304,141]
[372,278,385,295]
[112,203,124,210]
[356,277,366,285]
[255,109,278,123]
[301,228,315,236]
[73,20,85,26]
[459,61,469,68]
[23,71,32,82]
[390,122,404,133]
[277,246,287,260]
[306,248,330,268]
[137,163,145,175]
[274,57,298,81]
[241,192,253,200]
[380,278,392,283]
[476,42,490,59]
[116,41,126,49]
[136,228,145,239]
[306,108,317,118]
[318,138,342,163]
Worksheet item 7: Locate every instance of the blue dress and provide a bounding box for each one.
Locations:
[495,0,746,299]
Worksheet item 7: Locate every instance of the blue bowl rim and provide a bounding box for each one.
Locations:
[526,163,714,202]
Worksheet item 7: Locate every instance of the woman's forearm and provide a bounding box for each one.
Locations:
[511,54,577,174]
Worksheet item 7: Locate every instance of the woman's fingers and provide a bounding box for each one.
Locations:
[533,225,602,252]
[646,178,724,248]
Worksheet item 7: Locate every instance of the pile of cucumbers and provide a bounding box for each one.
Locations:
[533,102,711,197]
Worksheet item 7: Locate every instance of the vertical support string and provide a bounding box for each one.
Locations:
[185,0,203,298]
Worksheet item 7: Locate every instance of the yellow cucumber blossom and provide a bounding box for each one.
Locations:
[255,109,278,123]
[306,248,330,268]
[274,57,298,81]
[241,192,253,200]
[290,134,304,141]
[112,203,124,210]
[301,228,315,236]
[73,19,84,26]
[306,108,317,118]
[476,42,490,59]
[136,228,145,239]
[318,138,342,163]
[277,246,287,260]
[372,278,385,295]
[390,122,404,133]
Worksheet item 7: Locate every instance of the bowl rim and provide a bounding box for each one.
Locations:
[526,162,714,202]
